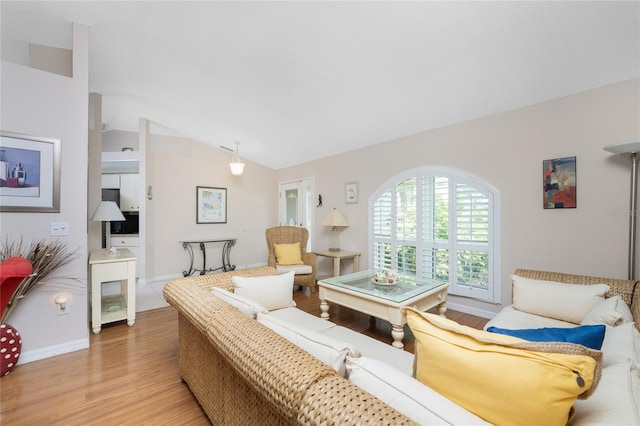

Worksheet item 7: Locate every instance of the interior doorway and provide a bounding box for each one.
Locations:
[278,177,314,250]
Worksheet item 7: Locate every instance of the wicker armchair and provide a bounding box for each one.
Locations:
[265,226,317,292]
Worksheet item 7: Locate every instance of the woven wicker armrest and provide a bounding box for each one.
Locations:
[301,252,317,269]
[513,268,640,330]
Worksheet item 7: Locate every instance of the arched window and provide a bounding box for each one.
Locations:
[369,166,500,303]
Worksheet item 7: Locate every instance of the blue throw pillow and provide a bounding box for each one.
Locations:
[486,324,606,350]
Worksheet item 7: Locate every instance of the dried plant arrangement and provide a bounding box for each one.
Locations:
[1,237,78,323]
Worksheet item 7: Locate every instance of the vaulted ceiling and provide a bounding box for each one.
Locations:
[2,1,639,169]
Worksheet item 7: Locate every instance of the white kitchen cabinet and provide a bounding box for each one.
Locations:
[119,174,140,211]
[101,174,120,189]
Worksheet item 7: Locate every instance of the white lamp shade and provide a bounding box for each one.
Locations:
[91,201,125,222]
[229,141,245,175]
[229,161,245,175]
[322,208,349,228]
[604,141,640,156]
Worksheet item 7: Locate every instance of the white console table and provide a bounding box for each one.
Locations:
[89,248,137,334]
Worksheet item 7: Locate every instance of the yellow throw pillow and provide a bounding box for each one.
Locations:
[273,242,303,265]
[404,308,602,426]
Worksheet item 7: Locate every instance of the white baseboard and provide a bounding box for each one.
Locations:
[137,263,270,286]
[137,273,182,286]
[18,338,89,365]
[445,301,497,320]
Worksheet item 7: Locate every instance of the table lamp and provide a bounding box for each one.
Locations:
[91,201,126,253]
[321,208,349,252]
[604,140,640,280]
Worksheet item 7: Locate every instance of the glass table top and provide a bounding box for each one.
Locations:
[319,270,448,303]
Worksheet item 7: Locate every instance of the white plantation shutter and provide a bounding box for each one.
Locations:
[422,175,450,281]
[370,167,500,303]
[372,189,393,271]
[454,178,491,296]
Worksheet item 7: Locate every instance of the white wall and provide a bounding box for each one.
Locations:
[145,136,278,280]
[0,23,90,362]
[277,79,640,317]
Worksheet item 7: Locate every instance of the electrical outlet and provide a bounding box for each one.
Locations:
[50,222,69,236]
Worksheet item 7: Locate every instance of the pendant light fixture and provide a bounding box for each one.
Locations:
[229,141,245,176]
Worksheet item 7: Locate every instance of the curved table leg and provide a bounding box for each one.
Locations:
[222,239,236,271]
[182,242,196,276]
[199,242,207,275]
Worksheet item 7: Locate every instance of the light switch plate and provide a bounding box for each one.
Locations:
[51,222,69,236]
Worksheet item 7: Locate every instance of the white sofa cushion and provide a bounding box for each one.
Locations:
[346,356,491,426]
[484,305,575,331]
[268,307,336,333]
[232,271,295,311]
[320,325,415,377]
[581,295,635,327]
[257,312,359,377]
[570,361,640,425]
[211,287,268,319]
[511,275,609,324]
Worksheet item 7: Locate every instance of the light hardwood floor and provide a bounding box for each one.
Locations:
[0,288,488,425]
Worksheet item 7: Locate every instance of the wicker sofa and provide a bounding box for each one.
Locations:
[486,269,640,425]
[163,267,640,425]
[162,266,415,425]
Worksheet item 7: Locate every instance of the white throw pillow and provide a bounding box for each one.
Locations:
[257,312,359,377]
[511,275,609,324]
[211,287,268,319]
[581,295,635,327]
[346,356,490,425]
[232,271,295,311]
[600,322,639,368]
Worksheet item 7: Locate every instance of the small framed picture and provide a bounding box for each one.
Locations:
[345,182,359,204]
[196,186,227,224]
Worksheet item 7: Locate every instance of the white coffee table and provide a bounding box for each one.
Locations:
[317,270,448,349]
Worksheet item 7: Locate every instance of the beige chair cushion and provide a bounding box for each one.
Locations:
[276,264,313,275]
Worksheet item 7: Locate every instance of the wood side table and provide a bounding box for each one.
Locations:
[313,249,361,280]
[89,248,137,334]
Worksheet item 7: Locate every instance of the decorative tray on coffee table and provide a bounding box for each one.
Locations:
[371,277,399,286]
